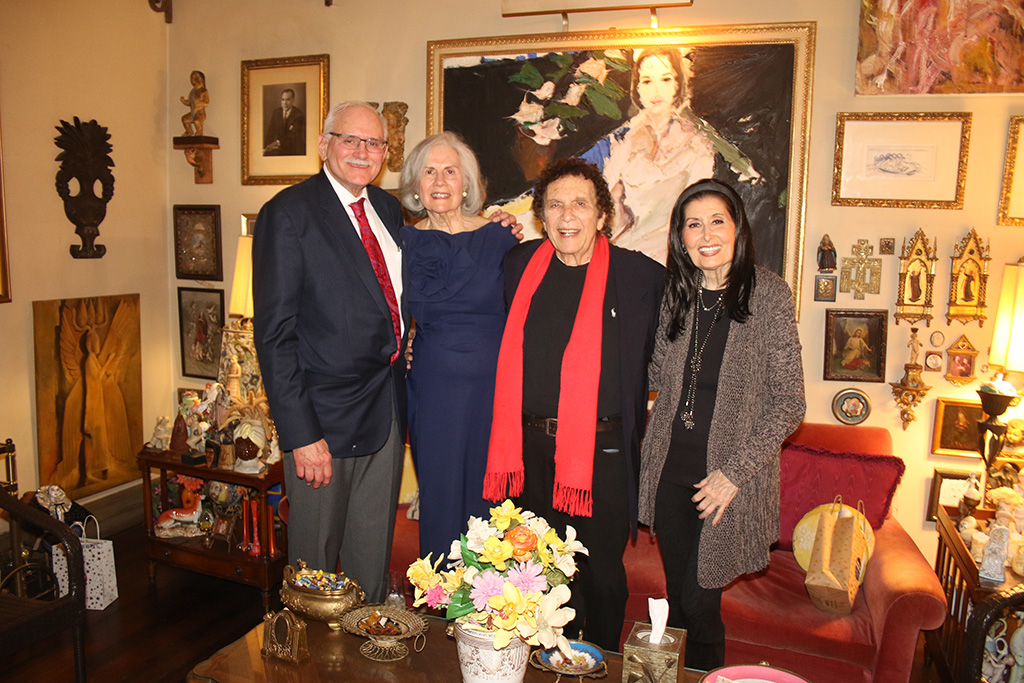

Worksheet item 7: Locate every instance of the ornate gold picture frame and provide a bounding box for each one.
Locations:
[832,112,971,209]
[997,116,1024,226]
[932,397,983,457]
[0,106,10,304]
[241,54,329,186]
[894,228,937,326]
[426,23,814,318]
[946,228,989,325]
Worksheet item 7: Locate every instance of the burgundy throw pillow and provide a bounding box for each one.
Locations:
[777,443,905,550]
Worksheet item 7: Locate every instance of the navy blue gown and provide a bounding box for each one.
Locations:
[401,221,518,563]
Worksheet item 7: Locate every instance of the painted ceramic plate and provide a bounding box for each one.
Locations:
[792,503,875,581]
[700,664,811,682]
[831,388,871,425]
[532,640,605,676]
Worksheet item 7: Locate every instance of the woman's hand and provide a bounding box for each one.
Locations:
[487,210,525,240]
[693,469,738,526]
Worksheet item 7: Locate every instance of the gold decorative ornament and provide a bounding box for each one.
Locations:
[261,608,310,664]
[279,560,365,630]
[839,239,882,299]
[946,228,990,326]
[894,229,937,326]
[341,605,428,662]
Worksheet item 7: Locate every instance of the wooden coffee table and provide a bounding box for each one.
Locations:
[188,614,705,682]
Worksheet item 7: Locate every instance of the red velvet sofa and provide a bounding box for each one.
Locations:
[621,422,948,682]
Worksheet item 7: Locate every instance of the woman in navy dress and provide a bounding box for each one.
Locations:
[400,132,518,563]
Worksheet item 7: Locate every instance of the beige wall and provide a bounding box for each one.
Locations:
[0,0,170,500]
[2,0,1021,558]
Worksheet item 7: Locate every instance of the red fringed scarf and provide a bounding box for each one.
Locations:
[483,235,610,517]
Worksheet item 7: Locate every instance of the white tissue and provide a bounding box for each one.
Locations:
[648,597,668,644]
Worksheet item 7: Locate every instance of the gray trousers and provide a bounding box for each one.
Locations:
[283,416,403,603]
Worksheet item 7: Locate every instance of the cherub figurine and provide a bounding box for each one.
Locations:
[907,327,922,366]
[146,415,172,450]
[180,70,209,136]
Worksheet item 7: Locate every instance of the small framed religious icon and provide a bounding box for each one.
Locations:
[929,330,945,347]
[817,234,838,273]
[945,334,978,386]
[946,228,990,325]
[824,309,888,382]
[924,351,943,372]
[814,275,837,302]
[894,228,937,326]
[879,237,895,255]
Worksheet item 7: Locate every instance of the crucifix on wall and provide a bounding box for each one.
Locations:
[840,239,882,300]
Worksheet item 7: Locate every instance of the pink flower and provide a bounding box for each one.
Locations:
[469,569,506,611]
[425,583,448,608]
[508,559,547,594]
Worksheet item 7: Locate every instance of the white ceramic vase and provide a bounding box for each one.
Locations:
[454,622,530,683]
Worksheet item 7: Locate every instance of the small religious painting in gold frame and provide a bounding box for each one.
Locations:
[945,334,978,386]
[946,228,990,325]
[894,228,937,326]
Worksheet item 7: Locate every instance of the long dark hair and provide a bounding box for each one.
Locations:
[664,178,756,341]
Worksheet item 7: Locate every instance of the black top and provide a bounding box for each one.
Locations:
[663,290,731,485]
[522,257,621,419]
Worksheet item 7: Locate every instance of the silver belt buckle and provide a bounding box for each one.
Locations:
[543,418,557,437]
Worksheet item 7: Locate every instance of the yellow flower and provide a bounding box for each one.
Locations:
[490,500,526,531]
[479,535,515,571]
[518,584,575,654]
[407,553,442,590]
[441,566,466,593]
[488,582,540,649]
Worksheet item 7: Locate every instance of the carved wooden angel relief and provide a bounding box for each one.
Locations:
[894,228,937,326]
[946,228,990,325]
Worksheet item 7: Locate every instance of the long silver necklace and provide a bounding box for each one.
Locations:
[680,275,723,430]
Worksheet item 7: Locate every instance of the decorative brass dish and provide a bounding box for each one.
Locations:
[279,560,365,630]
[340,605,428,661]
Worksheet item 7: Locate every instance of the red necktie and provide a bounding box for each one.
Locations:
[351,198,401,364]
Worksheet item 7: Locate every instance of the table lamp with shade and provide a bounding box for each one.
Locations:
[977,257,1024,470]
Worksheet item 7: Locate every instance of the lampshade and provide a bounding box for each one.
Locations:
[990,258,1024,373]
[229,234,254,319]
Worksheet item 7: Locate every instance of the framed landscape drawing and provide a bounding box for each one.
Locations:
[177,287,224,380]
[832,112,971,209]
[241,54,329,185]
[823,309,888,383]
[173,205,222,281]
[427,23,814,318]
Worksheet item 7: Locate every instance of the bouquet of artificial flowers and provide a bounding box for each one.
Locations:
[407,500,588,655]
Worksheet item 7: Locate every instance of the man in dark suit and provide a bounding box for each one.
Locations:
[252,101,404,602]
[263,88,306,156]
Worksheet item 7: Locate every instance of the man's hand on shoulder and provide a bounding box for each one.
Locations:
[488,209,525,241]
[293,439,333,488]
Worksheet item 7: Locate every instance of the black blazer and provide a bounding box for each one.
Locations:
[252,171,409,458]
[503,239,665,526]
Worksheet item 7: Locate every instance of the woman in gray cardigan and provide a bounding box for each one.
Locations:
[637,179,805,671]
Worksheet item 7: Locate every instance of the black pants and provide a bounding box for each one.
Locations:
[654,478,725,671]
[515,427,629,652]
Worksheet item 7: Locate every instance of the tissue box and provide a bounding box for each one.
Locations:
[622,622,686,682]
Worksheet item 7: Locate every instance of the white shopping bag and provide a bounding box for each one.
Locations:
[52,514,118,610]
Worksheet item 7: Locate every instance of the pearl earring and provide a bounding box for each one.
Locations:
[414,193,419,200]
[463,191,468,198]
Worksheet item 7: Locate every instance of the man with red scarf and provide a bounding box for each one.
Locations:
[485,157,665,651]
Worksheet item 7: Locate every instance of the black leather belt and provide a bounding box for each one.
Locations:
[522,412,622,437]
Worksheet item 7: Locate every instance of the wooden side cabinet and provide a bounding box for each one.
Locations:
[137,448,287,609]
[926,504,1024,683]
